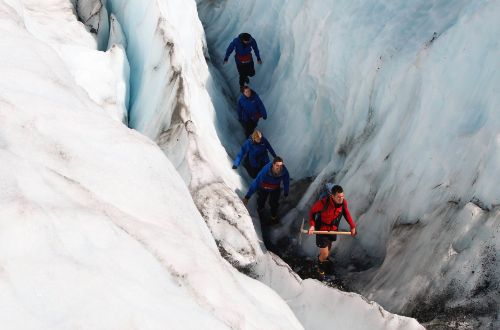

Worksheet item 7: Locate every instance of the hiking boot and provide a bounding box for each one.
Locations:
[316,265,326,280]
[323,259,334,275]
[317,256,328,279]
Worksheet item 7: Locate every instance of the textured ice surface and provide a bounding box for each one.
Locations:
[197,0,499,327]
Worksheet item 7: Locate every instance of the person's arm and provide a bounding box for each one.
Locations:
[342,200,357,236]
[244,171,263,200]
[224,40,235,62]
[237,98,244,122]
[264,138,277,158]
[256,95,267,119]
[251,39,261,62]
[233,141,249,168]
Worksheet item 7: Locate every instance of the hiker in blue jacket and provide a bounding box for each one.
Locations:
[223,32,262,89]
[232,130,277,178]
[243,157,289,225]
[237,86,267,137]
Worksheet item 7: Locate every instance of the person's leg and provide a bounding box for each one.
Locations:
[315,235,330,278]
[242,156,255,178]
[319,247,330,262]
[256,189,269,217]
[248,163,264,179]
[257,189,271,245]
[237,62,255,86]
[236,63,245,87]
[268,189,281,224]
[247,165,260,178]
[244,120,257,137]
[245,61,255,78]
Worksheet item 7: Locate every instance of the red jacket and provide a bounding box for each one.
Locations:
[308,197,356,231]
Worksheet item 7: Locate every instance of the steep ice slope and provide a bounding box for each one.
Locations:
[197,0,500,327]
[0,0,303,328]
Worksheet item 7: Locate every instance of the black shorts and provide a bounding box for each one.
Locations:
[316,233,337,248]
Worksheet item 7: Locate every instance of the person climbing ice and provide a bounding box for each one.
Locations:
[223,32,262,89]
[237,86,267,137]
[243,157,289,228]
[308,184,357,279]
[232,130,277,178]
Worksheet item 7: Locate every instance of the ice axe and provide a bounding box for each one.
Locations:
[298,218,353,245]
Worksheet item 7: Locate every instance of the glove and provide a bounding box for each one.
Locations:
[232,165,237,169]
[263,116,267,120]
[223,59,228,65]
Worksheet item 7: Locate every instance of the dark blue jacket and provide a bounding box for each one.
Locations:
[245,162,290,199]
[233,137,277,168]
[238,90,267,123]
[224,34,261,64]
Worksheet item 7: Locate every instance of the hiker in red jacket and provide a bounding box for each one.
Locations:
[308,185,356,277]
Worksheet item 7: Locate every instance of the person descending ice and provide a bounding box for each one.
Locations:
[308,184,356,279]
[237,86,267,137]
[243,157,289,228]
[223,32,262,89]
[232,130,277,178]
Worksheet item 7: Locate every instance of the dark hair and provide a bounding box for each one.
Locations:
[273,156,283,164]
[240,33,251,42]
[331,185,343,195]
[242,86,251,92]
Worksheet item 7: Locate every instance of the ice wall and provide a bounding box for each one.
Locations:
[197,0,500,327]
[102,0,424,328]
[0,0,305,328]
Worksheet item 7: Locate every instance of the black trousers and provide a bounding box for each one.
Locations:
[243,156,264,178]
[257,189,281,217]
[237,61,255,87]
[240,119,258,138]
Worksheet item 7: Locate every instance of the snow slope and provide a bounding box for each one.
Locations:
[197,0,500,327]
[0,0,303,328]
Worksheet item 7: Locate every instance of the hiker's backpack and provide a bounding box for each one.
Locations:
[317,182,335,201]
[314,182,342,228]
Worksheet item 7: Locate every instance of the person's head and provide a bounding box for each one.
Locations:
[240,33,251,45]
[330,185,344,204]
[242,86,252,97]
[271,156,284,175]
[252,130,262,143]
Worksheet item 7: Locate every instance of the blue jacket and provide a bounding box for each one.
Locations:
[233,137,277,168]
[245,162,290,199]
[238,90,267,123]
[224,34,261,64]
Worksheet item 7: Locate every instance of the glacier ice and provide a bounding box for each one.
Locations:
[197,0,499,327]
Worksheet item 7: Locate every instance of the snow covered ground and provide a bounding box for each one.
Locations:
[197,0,500,328]
[0,0,425,329]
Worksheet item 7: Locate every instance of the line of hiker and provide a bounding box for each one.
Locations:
[224,32,356,280]
[225,32,287,226]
